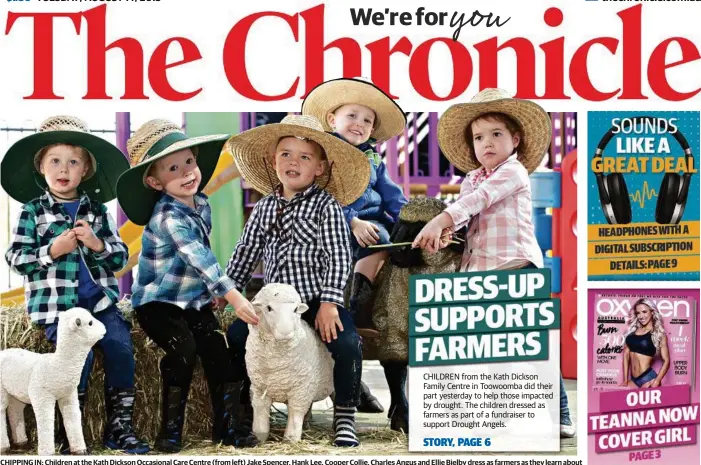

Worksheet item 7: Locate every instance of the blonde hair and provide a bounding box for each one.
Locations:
[34,143,92,174]
[625,298,666,354]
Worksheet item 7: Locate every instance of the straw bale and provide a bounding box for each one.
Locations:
[0,302,235,444]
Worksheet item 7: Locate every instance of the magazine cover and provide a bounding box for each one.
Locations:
[587,111,700,281]
[0,0,699,464]
[588,289,700,464]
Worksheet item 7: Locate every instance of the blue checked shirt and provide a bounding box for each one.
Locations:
[131,193,236,310]
[5,192,127,325]
[226,184,351,306]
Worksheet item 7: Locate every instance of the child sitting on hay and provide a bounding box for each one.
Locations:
[115,120,259,452]
[412,89,576,438]
[224,115,370,447]
[3,115,150,454]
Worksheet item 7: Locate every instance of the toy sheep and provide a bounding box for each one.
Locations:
[0,307,106,455]
[245,283,334,443]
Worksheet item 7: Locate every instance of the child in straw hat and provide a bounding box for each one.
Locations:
[412,88,576,438]
[302,78,408,340]
[224,114,371,447]
[115,120,259,451]
[302,77,408,416]
[3,116,150,454]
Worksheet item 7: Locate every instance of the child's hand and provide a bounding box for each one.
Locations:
[413,213,455,254]
[227,289,259,325]
[73,220,104,253]
[315,302,344,343]
[211,297,228,311]
[49,229,78,259]
[412,220,444,254]
[439,228,453,249]
[351,218,380,247]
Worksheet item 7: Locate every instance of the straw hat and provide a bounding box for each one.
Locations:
[225,115,370,206]
[437,88,551,174]
[116,119,229,226]
[301,78,406,144]
[1,115,128,203]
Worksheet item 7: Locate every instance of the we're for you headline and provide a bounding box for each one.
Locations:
[3,1,701,104]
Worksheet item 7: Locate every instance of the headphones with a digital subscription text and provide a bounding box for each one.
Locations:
[595,116,693,225]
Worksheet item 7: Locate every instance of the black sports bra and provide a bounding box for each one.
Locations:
[626,331,656,357]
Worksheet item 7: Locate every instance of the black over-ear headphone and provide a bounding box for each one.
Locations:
[595,116,693,225]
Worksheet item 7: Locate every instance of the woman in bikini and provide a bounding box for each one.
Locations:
[620,298,670,389]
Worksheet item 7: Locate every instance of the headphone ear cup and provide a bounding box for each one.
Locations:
[606,173,632,224]
[655,173,680,224]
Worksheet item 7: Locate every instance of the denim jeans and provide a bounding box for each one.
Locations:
[560,373,570,418]
[227,299,363,408]
[45,294,135,390]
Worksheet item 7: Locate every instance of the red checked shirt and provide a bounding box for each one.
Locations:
[444,154,544,272]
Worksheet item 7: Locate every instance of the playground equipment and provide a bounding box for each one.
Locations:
[2,111,578,379]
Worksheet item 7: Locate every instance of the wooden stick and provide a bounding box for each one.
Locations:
[367,240,460,249]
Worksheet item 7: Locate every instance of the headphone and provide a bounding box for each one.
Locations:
[595,116,693,225]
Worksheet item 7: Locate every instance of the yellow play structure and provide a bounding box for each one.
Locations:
[0,152,241,307]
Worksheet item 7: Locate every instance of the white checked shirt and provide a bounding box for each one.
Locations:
[444,154,544,272]
[226,185,352,306]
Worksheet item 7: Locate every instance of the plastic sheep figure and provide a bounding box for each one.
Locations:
[0,307,106,455]
[245,283,334,443]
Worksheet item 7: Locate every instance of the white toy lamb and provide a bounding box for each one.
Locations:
[0,307,106,455]
[245,283,334,443]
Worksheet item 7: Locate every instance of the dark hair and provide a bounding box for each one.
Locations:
[464,112,522,164]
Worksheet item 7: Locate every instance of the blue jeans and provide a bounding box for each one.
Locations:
[227,299,363,408]
[560,373,570,418]
[45,294,135,390]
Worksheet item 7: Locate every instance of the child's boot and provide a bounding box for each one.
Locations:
[383,361,409,434]
[103,387,150,454]
[57,388,88,455]
[333,405,360,447]
[212,381,258,448]
[357,381,384,413]
[155,381,188,453]
[349,272,379,338]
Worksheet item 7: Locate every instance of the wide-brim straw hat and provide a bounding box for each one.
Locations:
[438,88,551,174]
[116,119,229,226]
[1,115,128,203]
[225,115,370,206]
[301,78,406,144]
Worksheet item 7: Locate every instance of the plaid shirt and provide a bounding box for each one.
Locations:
[5,191,127,325]
[131,193,236,310]
[444,155,544,272]
[226,184,351,306]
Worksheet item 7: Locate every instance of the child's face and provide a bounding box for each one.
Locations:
[273,137,325,198]
[327,104,376,146]
[145,149,201,203]
[470,117,520,171]
[39,144,89,199]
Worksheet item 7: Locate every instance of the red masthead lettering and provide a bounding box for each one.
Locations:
[5,10,82,99]
[223,10,300,101]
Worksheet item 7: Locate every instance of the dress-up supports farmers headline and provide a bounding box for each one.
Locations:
[408,270,559,367]
[5,4,701,101]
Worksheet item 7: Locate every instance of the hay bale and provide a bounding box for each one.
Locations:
[0,301,237,445]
